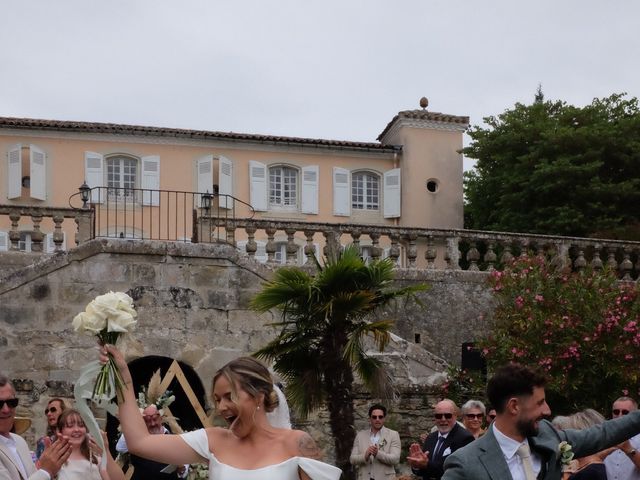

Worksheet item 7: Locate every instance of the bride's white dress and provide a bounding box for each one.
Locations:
[180,429,341,480]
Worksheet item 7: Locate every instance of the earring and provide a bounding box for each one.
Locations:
[257,406,260,410]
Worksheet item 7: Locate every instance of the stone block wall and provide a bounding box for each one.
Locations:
[0,239,496,468]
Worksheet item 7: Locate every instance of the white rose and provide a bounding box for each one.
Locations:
[90,292,137,333]
[106,310,137,333]
[72,307,107,334]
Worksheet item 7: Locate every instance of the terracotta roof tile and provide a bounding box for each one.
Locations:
[0,117,401,154]
[377,109,469,141]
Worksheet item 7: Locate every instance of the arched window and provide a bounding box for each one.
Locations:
[269,165,298,208]
[106,154,138,198]
[352,171,380,210]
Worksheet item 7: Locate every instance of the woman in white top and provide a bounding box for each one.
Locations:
[56,409,125,480]
[100,344,341,480]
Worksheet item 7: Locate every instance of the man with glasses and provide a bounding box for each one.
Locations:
[408,399,474,480]
[605,396,640,480]
[350,404,401,480]
[0,373,70,479]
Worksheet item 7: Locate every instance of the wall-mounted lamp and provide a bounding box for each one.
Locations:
[79,181,91,208]
[202,190,212,214]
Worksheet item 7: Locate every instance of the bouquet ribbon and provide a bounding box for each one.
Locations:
[73,359,119,469]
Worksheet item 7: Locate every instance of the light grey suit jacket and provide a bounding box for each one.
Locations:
[350,426,401,480]
[442,411,640,480]
[0,433,49,480]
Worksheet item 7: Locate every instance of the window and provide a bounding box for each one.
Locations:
[106,155,138,198]
[269,166,298,208]
[352,172,380,210]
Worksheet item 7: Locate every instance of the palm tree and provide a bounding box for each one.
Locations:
[251,246,426,479]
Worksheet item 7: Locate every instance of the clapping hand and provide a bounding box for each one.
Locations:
[365,444,379,460]
[407,442,429,468]
[39,436,71,477]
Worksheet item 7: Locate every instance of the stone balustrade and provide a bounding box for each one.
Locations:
[1,204,639,280]
[201,217,640,280]
[0,205,92,252]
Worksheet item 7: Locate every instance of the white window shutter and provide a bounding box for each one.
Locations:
[29,145,47,200]
[301,165,319,214]
[383,168,401,218]
[249,160,267,211]
[7,145,22,199]
[84,151,104,203]
[141,155,160,206]
[218,156,233,209]
[0,231,8,251]
[332,167,350,216]
[196,155,213,207]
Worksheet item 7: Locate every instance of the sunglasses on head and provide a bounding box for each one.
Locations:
[465,413,484,419]
[45,406,58,415]
[434,413,453,420]
[613,409,630,416]
[370,415,385,419]
[0,398,19,409]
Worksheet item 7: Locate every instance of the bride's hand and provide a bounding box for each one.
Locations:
[98,343,131,382]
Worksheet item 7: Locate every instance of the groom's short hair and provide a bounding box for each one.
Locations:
[487,364,547,413]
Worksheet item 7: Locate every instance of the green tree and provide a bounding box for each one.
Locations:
[464,92,640,238]
[250,246,425,479]
[480,255,640,414]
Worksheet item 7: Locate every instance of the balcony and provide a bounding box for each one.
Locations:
[0,186,638,280]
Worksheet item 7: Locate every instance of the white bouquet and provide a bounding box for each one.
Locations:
[73,291,137,402]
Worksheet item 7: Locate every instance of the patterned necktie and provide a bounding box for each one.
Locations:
[516,443,536,480]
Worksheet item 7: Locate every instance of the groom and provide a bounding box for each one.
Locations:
[442,364,640,480]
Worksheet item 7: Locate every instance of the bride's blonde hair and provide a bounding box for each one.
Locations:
[212,357,279,412]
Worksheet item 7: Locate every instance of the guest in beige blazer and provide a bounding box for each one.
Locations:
[0,373,70,480]
[350,404,401,480]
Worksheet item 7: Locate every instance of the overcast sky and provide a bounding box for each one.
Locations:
[2,1,639,171]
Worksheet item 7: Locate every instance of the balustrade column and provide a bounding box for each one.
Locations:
[323,230,341,263]
[245,226,257,259]
[30,213,44,252]
[404,234,418,268]
[466,241,480,271]
[425,235,436,269]
[52,215,64,252]
[500,241,514,266]
[445,236,460,270]
[606,247,618,271]
[303,230,317,268]
[620,247,633,281]
[369,232,381,261]
[285,228,297,265]
[225,221,236,246]
[388,234,401,265]
[591,245,604,270]
[484,241,497,271]
[265,227,277,265]
[9,213,21,251]
[573,245,587,271]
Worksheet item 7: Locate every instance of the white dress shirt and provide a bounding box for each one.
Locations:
[605,432,640,480]
[492,423,542,480]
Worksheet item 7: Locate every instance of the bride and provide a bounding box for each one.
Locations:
[100,344,341,480]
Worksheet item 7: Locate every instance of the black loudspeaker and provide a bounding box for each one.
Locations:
[461,342,487,375]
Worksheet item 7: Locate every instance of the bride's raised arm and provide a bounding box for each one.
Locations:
[100,344,205,466]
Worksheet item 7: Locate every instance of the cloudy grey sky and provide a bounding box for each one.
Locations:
[2,1,639,170]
